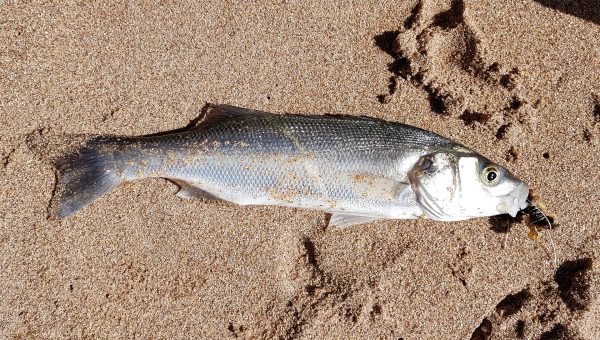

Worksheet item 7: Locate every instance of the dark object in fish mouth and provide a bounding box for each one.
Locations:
[488,202,555,234]
[520,205,555,229]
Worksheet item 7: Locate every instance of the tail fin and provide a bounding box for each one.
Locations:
[54,137,123,218]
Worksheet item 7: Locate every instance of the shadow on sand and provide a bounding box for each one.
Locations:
[535,0,600,25]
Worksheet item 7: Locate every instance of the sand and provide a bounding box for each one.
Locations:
[1,0,599,338]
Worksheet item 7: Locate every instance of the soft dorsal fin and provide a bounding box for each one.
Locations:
[202,105,388,126]
[202,104,273,125]
[328,214,380,228]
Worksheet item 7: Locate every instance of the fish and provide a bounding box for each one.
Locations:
[53,104,530,227]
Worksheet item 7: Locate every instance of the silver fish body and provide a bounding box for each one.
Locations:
[56,105,529,226]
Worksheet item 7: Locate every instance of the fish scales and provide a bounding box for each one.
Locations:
[113,113,443,217]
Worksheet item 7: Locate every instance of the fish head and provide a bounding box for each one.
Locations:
[409,151,529,221]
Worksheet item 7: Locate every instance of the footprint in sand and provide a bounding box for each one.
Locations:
[471,257,596,339]
[376,0,542,157]
[276,231,324,297]
[583,94,600,145]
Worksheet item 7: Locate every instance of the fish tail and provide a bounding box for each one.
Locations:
[54,137,124,218]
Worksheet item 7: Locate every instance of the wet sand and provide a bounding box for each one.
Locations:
[1,0,599,338]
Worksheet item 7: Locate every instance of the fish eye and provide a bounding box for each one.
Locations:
[482,165,500,185]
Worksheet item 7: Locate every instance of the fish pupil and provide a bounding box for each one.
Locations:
[487,171,497,181]
[421,158,433,171]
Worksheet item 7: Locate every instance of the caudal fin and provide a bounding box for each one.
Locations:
[54,137,122,218]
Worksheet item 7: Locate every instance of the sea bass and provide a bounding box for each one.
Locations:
[55,105,529,227]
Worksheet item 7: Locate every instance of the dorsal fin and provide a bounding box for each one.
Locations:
[202,104,389,126]
[202,104,273,125]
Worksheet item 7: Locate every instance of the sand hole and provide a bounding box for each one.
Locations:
[432,0,466,30]
[505,146,518,162]
[495,124,509,140]
[583,129,592,142]
[424,85,448,114]
[539,323,576,340]
[495,289,531,317]
[509,96,522,110]
[371,303,382,317]
[470,317,493,340]
[554,258,593,311]
[515,320,525,338]
[373,30,400,58]
[459,110,491,127]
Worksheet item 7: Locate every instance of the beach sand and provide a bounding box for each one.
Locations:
[1,0,599,338]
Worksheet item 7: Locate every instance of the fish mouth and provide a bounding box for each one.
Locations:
[506,183,529,217]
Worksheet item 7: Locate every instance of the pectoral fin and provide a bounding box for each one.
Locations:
[328,214,380,228]
[344,172,409,200]
[325,174,412,227]
[170,180,221,201]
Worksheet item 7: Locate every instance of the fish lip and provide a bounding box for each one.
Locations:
[507,183,529,217]
[517,183,530,209]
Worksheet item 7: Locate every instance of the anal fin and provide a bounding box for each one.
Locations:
[328,214,380,228]
[170,180,221,201]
